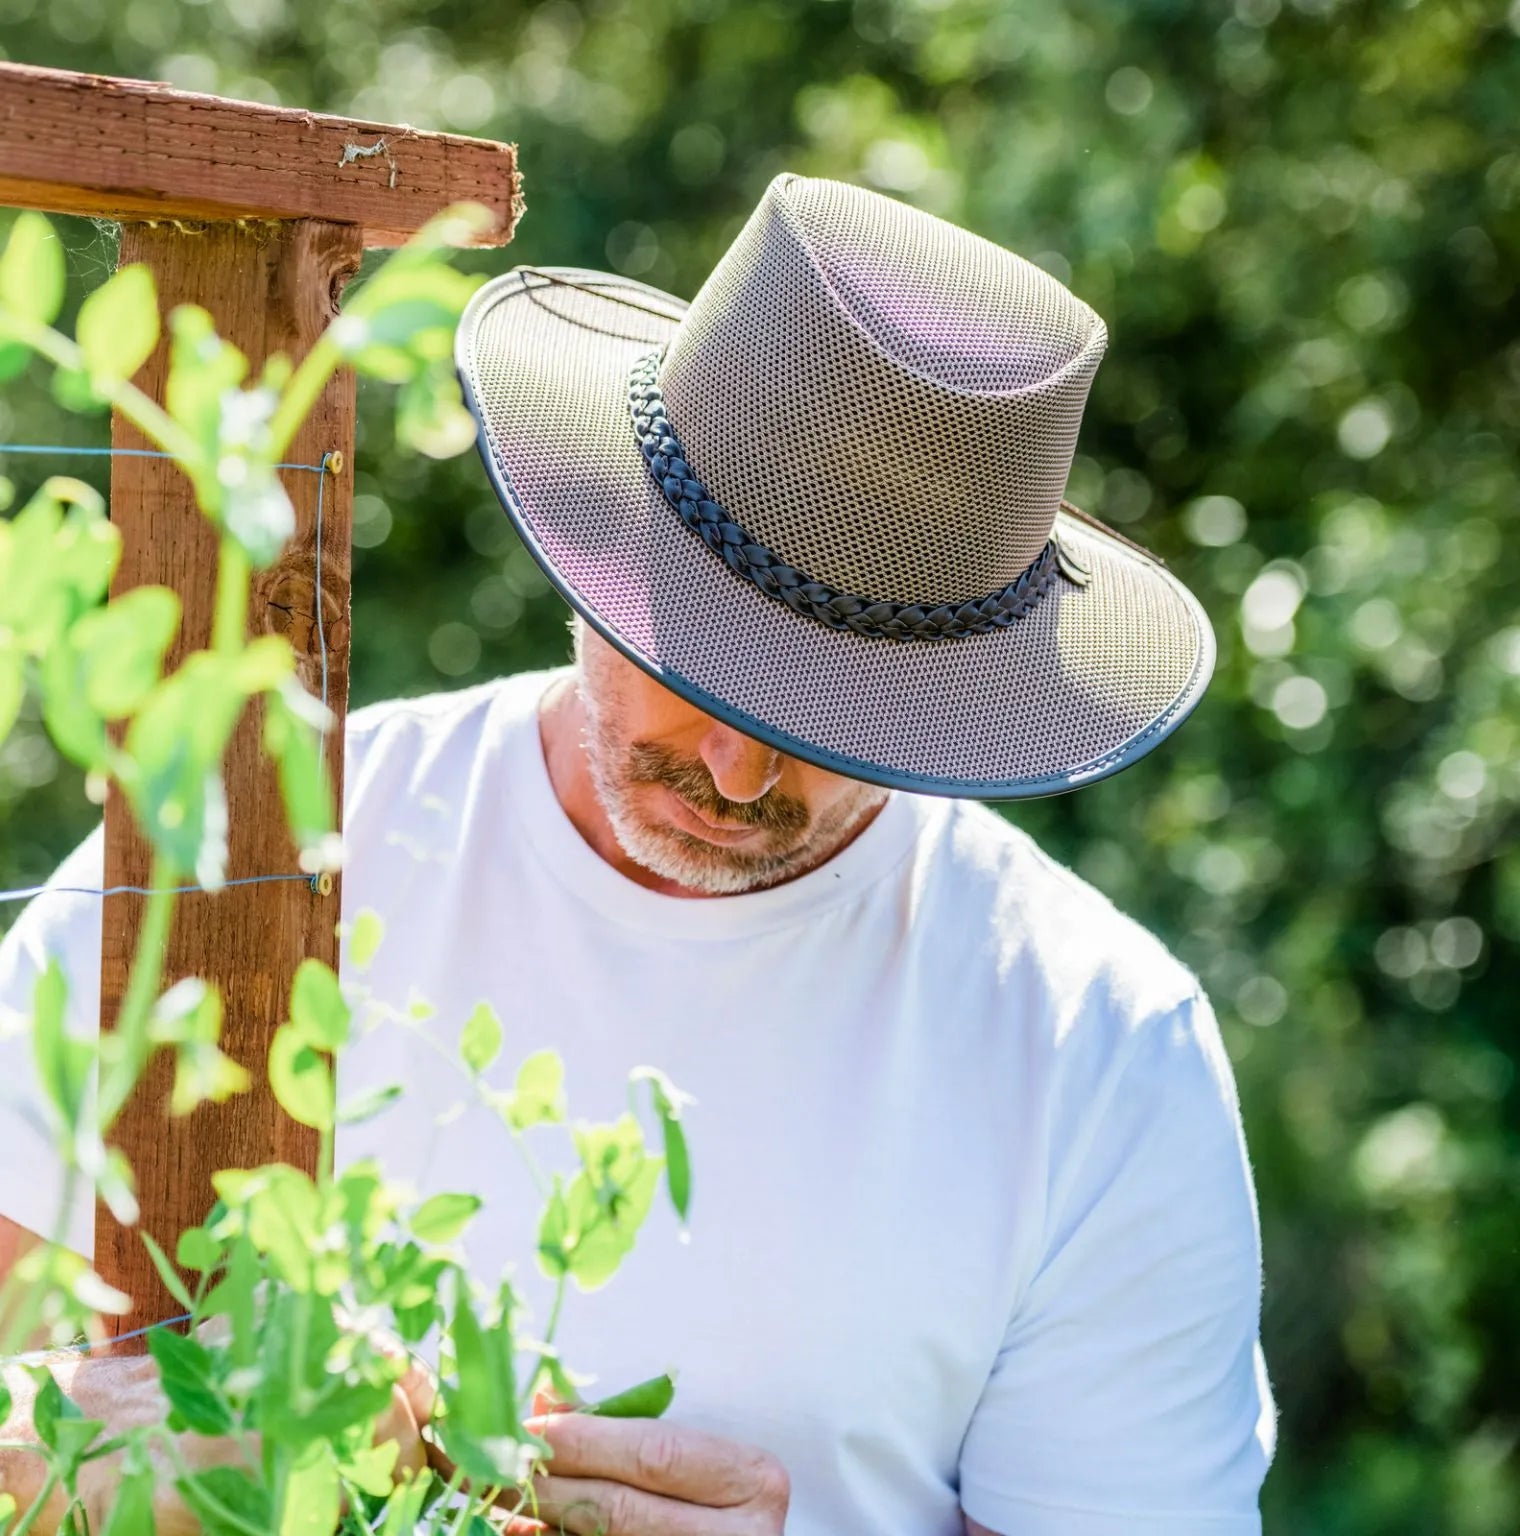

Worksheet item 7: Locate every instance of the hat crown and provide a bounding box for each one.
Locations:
[657,175,1108,606]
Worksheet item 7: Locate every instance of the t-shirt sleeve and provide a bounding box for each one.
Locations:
[959,987,1277,1536]
[0,824,106,1258]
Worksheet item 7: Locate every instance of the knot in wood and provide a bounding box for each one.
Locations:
[262,564,345,658]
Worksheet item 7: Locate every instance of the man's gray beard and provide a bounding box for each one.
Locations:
[578,680,870,896]
[584,747,815,896]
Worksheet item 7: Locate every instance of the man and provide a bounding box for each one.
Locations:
[0,174,1277,1532]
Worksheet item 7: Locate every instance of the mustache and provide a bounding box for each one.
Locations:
[627,742,810,835]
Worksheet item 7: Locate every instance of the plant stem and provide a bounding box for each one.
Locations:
[211,540,251,656]
[8,1466,60,1536]
[97,853,180,1131]
[158,1431,270,1536]
[7,315,198,465]
[266,334,341,462]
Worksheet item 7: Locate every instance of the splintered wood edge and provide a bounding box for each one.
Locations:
[0,61,524,247]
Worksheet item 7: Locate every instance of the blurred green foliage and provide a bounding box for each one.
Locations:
[0,0,1516,1528]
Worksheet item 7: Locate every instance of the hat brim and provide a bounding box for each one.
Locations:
[456,267,1215,800]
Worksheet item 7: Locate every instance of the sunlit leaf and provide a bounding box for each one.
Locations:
[0,212,66,326]
[279,1443,340,1536]
[68,585,181,718]
[269,1022,333,1131]
[459,1000,503,1075]
[289,958,349,1050]
[263,683,333,854]
[0,639,23,746]
[500,1049,565,1131]
[76,263,159,385]
[349,909,384,970]
[99,1439,157,1536]
[140,1230,194,1312]
[175,1466,269,1535]
[148,1327,234,1436]
[411,1191,482,1245]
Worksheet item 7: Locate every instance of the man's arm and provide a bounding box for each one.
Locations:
[956,988,1275,1535]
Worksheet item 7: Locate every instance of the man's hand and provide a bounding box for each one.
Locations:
[0,1329,432,1536]
[503,1411,790,1535]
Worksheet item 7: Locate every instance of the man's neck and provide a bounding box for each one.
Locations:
[536,671,884,899]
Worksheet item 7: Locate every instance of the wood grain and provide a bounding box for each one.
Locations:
[97,220,359,1343]
[0,62,523,246]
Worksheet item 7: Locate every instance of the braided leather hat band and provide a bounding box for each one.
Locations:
[628,350,1091,644]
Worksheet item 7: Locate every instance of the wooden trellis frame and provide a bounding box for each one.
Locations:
[0,62,522,1342]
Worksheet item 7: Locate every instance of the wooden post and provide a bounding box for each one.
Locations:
[0,61,522,1341]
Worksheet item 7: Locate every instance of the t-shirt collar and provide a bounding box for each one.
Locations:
[496,668,924,939]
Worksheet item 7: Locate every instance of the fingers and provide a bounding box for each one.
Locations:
[372,1380,427,1479]
[527,1413,784,1510]
[524,1476,732,1536]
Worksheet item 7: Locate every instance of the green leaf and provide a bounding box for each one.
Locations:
[0,339,29,381]
[175,1466,269,1536]
[69,585,181,718]
[279,1443,340,1536]
[30,959,92,1136]
[337,1438,399,1499]
[140,1231,194,1312]
[335,1081,403,1125]
[269,1022,334,1131]
[213,1164,320,1292]
[0,639,22,746]
[411,1191,482,1245]
[176,1225,221,1273]
[120,653,245,884]
[96,1147,139,1227]
[447,1276,519,1441]
[164,304,247,460]
[349,909,384,970]
[147,1327,234,1436]
[376,1470,430,1535]
[459,1001,502,1075]
[0,1379,10,1426]
[51,365,110,415]
[39,631,108,771]
[263,684,333,857]
[396,362,479,459]
[289,958,349,1050]
[0,212,66,326]
[99,1438,157,1536]
[76,263,160,385]
[502,1049,566,1131]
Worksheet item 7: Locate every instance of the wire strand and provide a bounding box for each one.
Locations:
[4,1311,195,1365]
[0,444,328,473]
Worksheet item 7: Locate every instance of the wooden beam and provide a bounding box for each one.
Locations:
[0,63,522,247]
[97,220,359,1342]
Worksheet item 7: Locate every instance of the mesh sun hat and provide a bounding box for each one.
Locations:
[456,173,1215,798]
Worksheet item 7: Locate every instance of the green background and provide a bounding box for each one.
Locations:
[2,0,1517,1528]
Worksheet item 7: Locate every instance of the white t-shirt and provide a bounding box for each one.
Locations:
[0,666,1277,1535]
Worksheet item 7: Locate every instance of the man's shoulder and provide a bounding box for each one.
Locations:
[345,666,556,750]
[341,667,558,800]
[918,797,1202,1025]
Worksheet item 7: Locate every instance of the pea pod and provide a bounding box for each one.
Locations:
[579,1371,677,1420]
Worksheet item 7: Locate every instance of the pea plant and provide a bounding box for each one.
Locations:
[0,209,691,1532]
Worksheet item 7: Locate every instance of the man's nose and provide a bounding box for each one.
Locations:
[697,721,783,804]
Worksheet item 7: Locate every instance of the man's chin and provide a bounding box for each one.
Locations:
[617,817,803,896]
